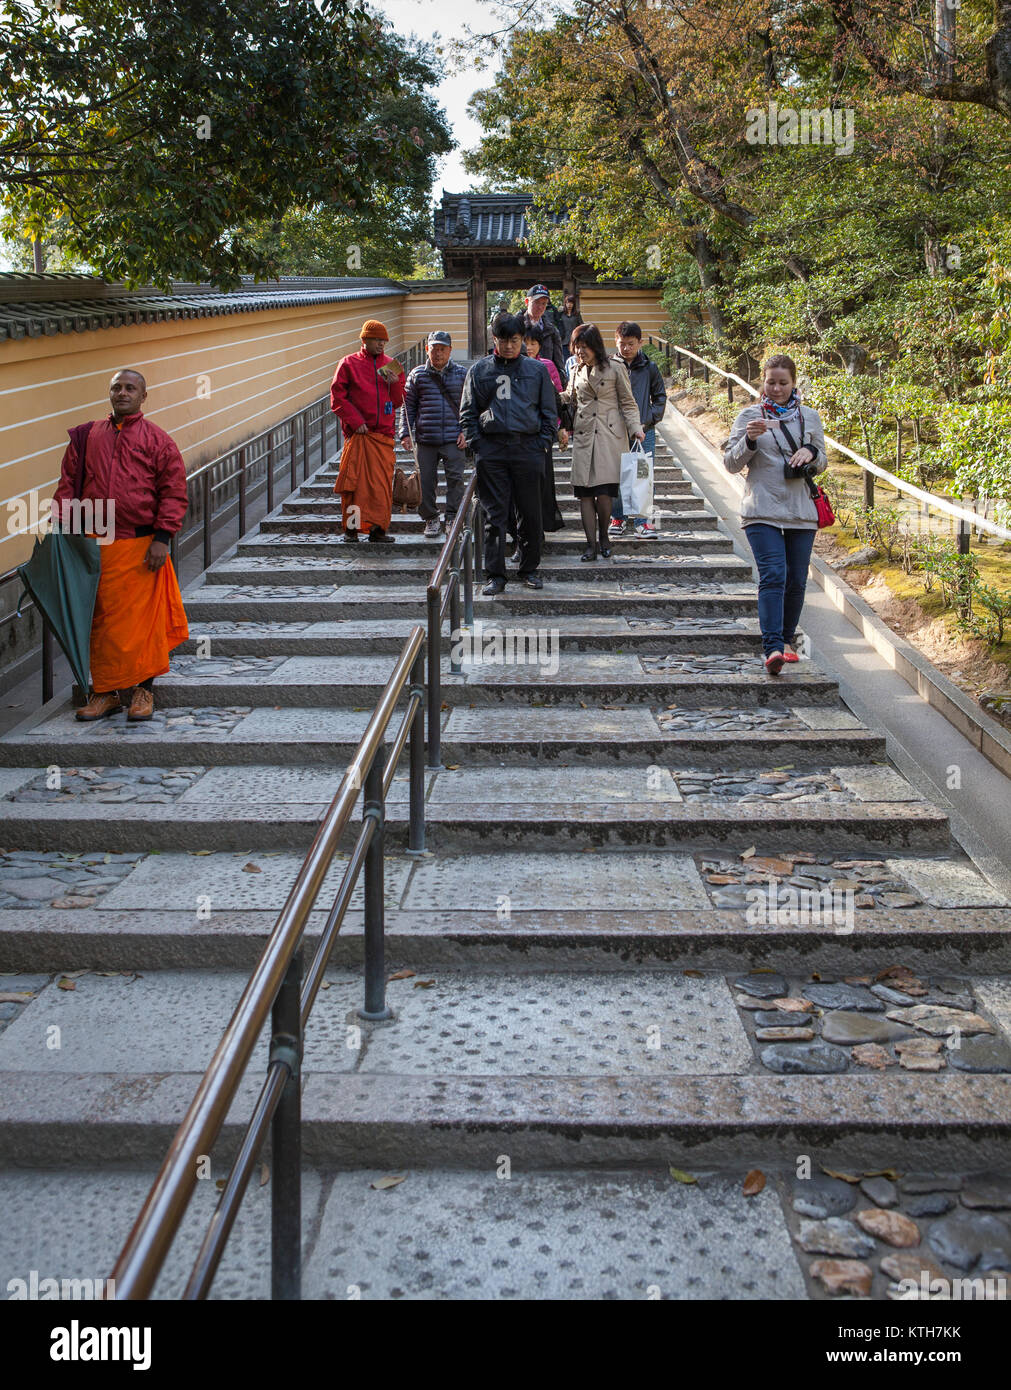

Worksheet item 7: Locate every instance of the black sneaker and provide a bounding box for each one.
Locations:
[341,529,359,543]
[368,527,394,543]
[482,577,506,596]
[522,573,543,590]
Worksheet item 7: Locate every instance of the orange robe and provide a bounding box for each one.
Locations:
[90,536,189,692]
[334,431,394,533]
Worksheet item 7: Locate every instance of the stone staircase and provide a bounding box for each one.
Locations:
[1,431,1009,1301]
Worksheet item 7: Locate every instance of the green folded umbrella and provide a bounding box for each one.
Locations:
[17,531,101,694]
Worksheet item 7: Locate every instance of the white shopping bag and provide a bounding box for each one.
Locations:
[620,441,654,517]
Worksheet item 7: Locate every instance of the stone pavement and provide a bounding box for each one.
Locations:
[0,430,1009,1300]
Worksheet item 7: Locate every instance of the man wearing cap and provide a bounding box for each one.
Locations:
[330,320,406,542]
[523,285,567,379]
[399,332,468,538]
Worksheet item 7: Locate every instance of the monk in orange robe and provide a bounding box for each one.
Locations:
[329,319,406,542]
[52,369,189,722]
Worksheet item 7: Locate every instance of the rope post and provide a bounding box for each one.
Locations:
[408,647,426,853]
[703,361,710,384]
[270,946,303,1301]
[727,377,734,404]
[863,470,875,510]
[958,517,971,556]
[359,746,391,1021]
[427,587,442,770]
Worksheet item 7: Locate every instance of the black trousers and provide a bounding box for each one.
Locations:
[476,443,545,579]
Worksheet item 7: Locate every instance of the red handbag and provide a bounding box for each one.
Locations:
[810,483,835,528]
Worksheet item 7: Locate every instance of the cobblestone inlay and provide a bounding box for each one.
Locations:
[0,974,55,1036]
[657,708,810,733]
[675,770,856,804]
[618,582,756,595]
[20,707,252,742]
[167,654,289,678]
[641,654,765,676]
[6,767,205,806]
[731,970,1009,1075]
[201,585,343,599]
[187,621,313,634]
[0,850,143,910]
[627,616,754,631]
[785,1168,1011,1298]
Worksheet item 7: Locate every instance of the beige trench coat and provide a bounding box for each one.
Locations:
[560,358,643,489]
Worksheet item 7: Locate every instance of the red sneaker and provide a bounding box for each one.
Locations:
[765,651,786,675]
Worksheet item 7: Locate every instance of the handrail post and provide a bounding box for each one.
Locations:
[42,618,54,704]
[473,494,484,578]
[463,523,474,627]
[427,587,442,769]
[408,648,426,853]
[237,447,247,538]
[359,746,391,1021]
[290,423,298,494]
[449,572,462,676]
[270,946,302,1301]
[202,471,212,571]
[302,408,309,480]
[267,431,275,513]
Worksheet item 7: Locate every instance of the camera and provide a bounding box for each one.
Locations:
[784,460,819,482]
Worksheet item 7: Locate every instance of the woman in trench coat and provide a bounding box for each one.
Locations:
[560,323,644,559]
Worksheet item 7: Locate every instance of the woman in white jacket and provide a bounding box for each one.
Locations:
[724,354,827,675]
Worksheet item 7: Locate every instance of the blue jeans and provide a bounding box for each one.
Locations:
[744,523,816,656]
[613,428,655,522]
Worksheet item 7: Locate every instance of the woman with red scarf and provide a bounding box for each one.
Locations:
[723,354,827,675]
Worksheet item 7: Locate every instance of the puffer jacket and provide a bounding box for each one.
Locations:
[459,351,557,451]
[330,348,406,438]
[53,412,188,540]
[724,402,827,529]
[398,359,467,445]
[611,350,667,432]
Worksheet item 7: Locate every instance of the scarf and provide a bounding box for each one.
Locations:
[760,387,802,426]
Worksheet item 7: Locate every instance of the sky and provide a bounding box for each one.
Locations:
[373,0,506,201]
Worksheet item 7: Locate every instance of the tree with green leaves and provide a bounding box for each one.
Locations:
[1,0,451,288]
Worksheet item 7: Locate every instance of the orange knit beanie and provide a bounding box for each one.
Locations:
[360,319,389,341]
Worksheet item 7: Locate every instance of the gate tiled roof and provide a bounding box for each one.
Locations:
[433,193,565,249]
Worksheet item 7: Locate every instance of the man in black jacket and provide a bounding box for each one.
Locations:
[460,311,557,593]
[523,284,568,380]
[610,321,668,538]
[399,331,468,537]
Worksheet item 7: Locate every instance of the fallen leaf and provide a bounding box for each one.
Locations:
[56,978,76,991]
[863,1168,901,1181]
[260,1165,270,1187]
[189,849,214,856]
[388,969,416,981]
[743,1169,766,1196]
[444,764,460,771]
[371,1174,407,1190]
[668,1167,697,1185]
[772,765,795,771]
[682,969,702,977]
[821,1167,862,1183]
[215,1179,227,1191]
[242,863,262,874]
[740,846,756,860]
[811,971,822,981]
[413,979,436,989]
[320,981,331,990]
[61,969,89,978]
[0,991,31,1002]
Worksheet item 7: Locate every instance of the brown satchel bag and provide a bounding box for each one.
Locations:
[393,415,422,512]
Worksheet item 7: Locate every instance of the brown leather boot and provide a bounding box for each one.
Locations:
[127,686,155,721]
[76,691,122,722]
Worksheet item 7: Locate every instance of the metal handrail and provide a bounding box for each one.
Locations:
[426,472,480,769]
[110,625,427,1301]
[656,338,1011,544]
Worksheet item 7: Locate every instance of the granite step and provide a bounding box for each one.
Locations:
[201,554,753,587]
[293,487,711,512]
[0,702,885,769]
[0,965,1006,1166]
[181,585,759,623]
[0,849,1005,972]
[276,502,720,529]
[237,531,735,558]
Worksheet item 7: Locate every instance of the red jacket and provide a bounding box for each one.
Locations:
[330,348,406,438]
[53,412,188,540]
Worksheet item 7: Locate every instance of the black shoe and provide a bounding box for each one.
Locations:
[580,545,598,562]
[599,545,612,559]
[341,529,359,543]
[483,577,506,596]
[368,527,394,543]
[522,573,543,590]
[510,549,522,564]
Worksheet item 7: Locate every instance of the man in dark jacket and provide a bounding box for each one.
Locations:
[523,284,567,380]
[399,331,468,537]
[610,321,668,538]
[460,311,557,593]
